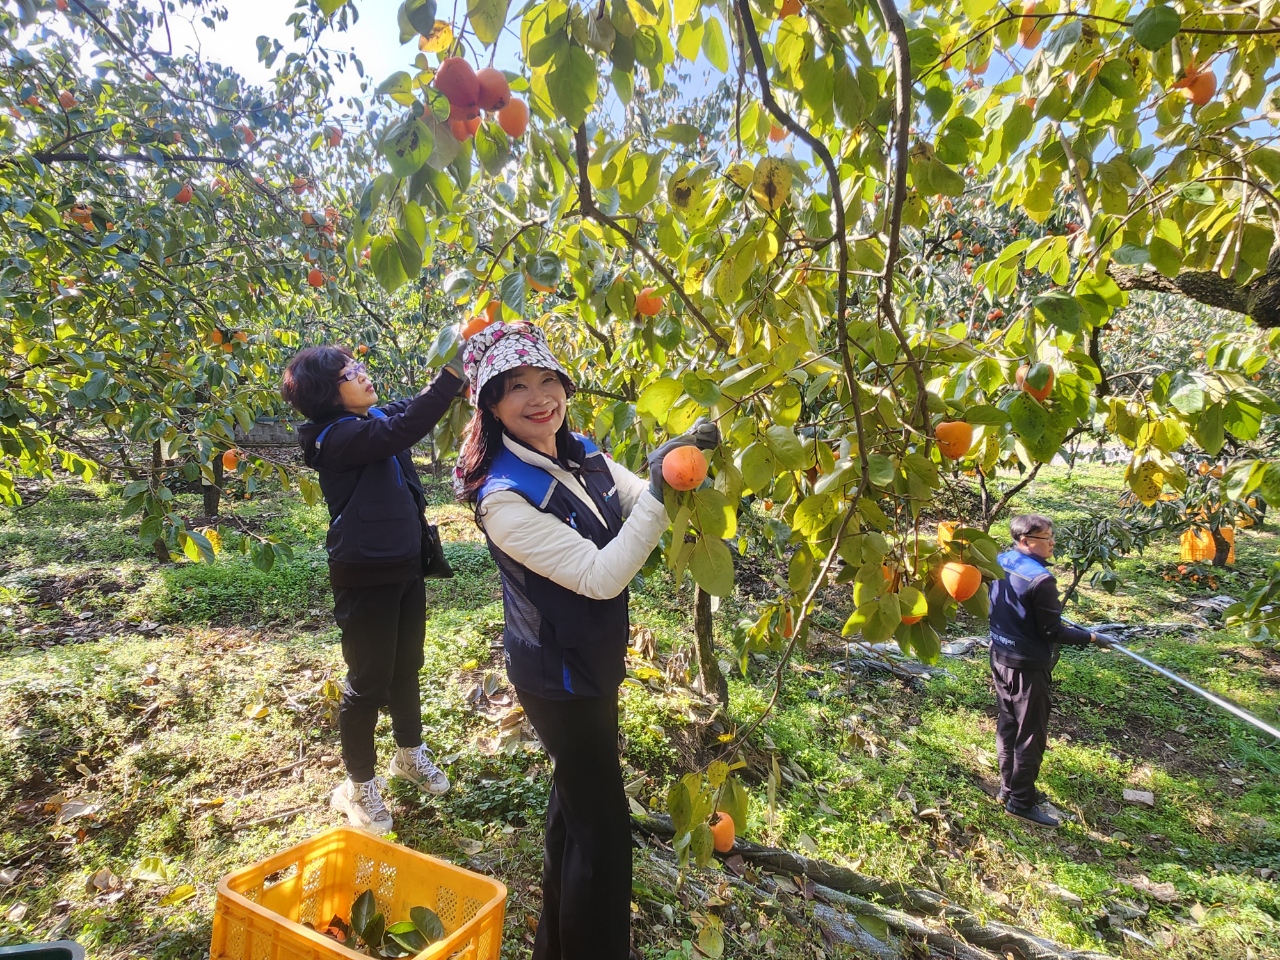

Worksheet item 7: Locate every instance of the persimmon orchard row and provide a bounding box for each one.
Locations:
[3,0,1280,637]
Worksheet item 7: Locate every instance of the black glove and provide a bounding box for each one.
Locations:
[444,348,466,382]
[647,419,720,501]
[1091,632,1115,649]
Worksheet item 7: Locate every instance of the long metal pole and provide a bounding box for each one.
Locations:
[1109,641,1280,741]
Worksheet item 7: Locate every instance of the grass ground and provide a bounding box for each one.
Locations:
[0,461,1277,959]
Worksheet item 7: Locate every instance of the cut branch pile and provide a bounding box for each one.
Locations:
[633,813,1113,960]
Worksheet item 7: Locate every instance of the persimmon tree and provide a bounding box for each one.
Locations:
[330,0,1280,678]
[0,0,391,565]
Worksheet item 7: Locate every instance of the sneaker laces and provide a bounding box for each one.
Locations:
[357,776,390,821]
[405,745,443,779]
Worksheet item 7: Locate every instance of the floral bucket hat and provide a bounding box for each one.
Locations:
[460,320,575,406]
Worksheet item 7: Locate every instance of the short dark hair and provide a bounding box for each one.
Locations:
[281,345,354,421]
[1010,513,1053,541]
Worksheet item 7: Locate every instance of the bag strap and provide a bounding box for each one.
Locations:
[314,414,360,450]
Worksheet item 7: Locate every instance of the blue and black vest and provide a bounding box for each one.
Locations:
[478,434,629,699]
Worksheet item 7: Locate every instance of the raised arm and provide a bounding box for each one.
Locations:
[313,370,462,471]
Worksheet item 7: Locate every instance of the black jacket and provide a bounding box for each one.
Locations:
[477,433,630,699]
[988,549,1092,668]
[297,371,461,587]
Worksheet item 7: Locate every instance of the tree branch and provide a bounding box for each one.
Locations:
[870,0,931,441]
[572,127,727,349]
[18,150,244,167]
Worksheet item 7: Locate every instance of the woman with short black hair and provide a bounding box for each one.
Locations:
[282,346,465,834]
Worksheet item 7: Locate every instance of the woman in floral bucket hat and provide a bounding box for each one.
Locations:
[456,320,718,960]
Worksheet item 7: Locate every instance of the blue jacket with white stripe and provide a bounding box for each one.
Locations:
[988,549,1093,668]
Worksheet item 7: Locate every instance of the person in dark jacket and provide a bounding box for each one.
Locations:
[989,513,1114,828]
[453,321,718,960]
[281,345,465,834]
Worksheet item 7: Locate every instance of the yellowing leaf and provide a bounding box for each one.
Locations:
[417,20,453,52]
[751,158,792,213]
[725,162,754,189]
[160,883,196,906]
[245,703,269,719]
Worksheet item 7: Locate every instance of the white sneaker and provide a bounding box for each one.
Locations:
[330,776,393,835]
[389,745,450,794]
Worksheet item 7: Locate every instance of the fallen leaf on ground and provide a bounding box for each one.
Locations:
[56,800,99,823]
[160,883,197,906]
[86,867,121,893]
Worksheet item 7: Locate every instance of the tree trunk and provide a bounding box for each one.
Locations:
[202,456,224,517]
[693,586,727,705]
[149,440,168,563]
[1210,526,1231,567]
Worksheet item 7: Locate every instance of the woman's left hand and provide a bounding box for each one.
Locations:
[647,419,720,500]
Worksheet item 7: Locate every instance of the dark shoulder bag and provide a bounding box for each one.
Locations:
[421,517,454,579]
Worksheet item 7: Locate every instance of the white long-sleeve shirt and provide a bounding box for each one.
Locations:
[478,434,667,600]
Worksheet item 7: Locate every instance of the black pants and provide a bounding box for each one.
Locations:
[990,655,1053,810]
[333,577,426,782]
[517,689,631,960]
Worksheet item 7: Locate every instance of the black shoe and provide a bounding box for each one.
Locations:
[1005,802,1059,828]
[998,787,1049,806]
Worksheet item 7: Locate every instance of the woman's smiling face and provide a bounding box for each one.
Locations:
[490,366,566,456]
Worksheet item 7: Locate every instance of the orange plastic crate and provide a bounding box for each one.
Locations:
[211,827,506,960]
[1179,525,1235,564]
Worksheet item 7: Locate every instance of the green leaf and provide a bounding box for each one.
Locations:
[318,0,350,15]
[739,441,776,494]
[1032,292,1081,333]
[352,890,377,941]
[689,537,735,596]
[467,0,508,46]
[897,585,928,619]
[1008,392,1048,442]
[410,906,445,943]
[1130,5,1181,50]
[697,916,725,958]
[1177,182,1215,204]
[866,454,894,487]
[963,404,1010,426]
[763,425,807,470]
[855,914,891,942]
[381,118,433,178]
[498,270,527,313]
[691,487,737,539]
[545,45,597,129]
[474,120,510,175]
[667,779,693,832]
[792,493,838,538]
[701,16,728,72]
[371,235,409,292]
[375,71,414,99]
[1097,59,1136,98]
[637,377,683,422]
[690,822,715,868]
[655,123,702,144]
[716,777,749,838]
[386,921,429,953]
[683,372,721,407]
[402,0,438,36]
